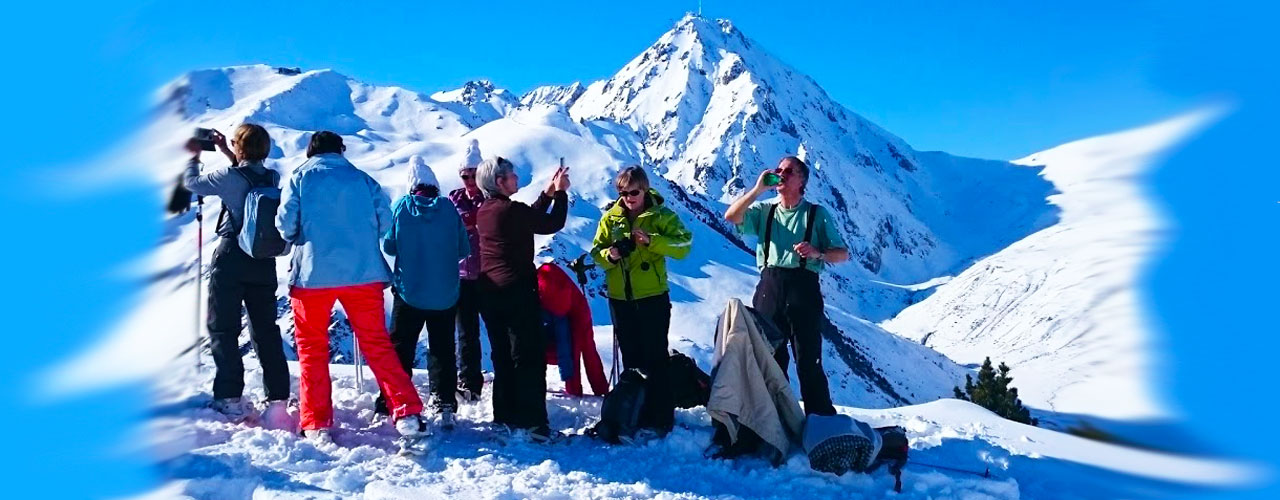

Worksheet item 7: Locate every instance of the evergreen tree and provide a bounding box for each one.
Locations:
[953,357,1038,426]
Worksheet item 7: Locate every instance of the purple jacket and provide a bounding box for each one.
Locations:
[448,187,485,280]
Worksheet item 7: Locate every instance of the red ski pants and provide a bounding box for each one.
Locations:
[290,283,423,430]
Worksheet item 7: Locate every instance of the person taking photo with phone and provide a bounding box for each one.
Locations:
[474,157,571,443]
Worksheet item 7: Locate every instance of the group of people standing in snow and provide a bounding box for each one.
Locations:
[182,123,849,446]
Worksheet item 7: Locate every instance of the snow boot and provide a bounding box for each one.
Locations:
[211,397,250,422]
[396,414,428,437]
[303,428,334,446]
[260,399,296,432]
[394,414,429,456]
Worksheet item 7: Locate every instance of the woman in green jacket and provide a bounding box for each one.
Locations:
[591,166,692,434]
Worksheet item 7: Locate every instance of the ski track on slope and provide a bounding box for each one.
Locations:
[138,361,1256,500]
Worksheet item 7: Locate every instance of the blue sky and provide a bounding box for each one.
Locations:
[0,1,1275,498]
[2,0,1209,165]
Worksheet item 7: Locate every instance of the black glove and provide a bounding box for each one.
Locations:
[610,238,637,260]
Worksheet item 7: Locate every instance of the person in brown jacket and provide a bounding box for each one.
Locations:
[474,157,570,442]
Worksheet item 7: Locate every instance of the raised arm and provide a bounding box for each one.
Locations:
[528,191,569,235]
[724,170,774,225]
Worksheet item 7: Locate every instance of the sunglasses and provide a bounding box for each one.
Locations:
[459,174,473,180]
[619,189,644,198]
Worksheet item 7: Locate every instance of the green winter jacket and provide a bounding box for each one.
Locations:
[590,190,692,301]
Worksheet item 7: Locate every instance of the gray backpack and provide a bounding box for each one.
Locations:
[234,168,290,258]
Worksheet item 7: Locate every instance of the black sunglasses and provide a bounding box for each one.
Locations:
[619,189,644,197]
[459,174,473,180]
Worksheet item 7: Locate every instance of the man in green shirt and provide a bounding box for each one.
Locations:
[724,156,850,416]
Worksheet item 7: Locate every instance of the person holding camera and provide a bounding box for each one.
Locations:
[474,157,571,443]
[276,131,426,444]
[723,156,850,416]
[590,166,692,435]
[182,124,291,424]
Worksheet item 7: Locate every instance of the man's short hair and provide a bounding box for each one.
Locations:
[306,131,345,158]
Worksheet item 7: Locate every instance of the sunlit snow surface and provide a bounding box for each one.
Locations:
[137,361,1259,500]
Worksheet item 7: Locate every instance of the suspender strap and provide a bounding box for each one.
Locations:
[761,203,779,266]
[798,203,818,269]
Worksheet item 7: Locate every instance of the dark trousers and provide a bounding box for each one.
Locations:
[382,293,458,413]
[455,279,484,394]
[752,267,835,416]
[609,293,674,432]
[207,238,290,401]
[478,277,548,429]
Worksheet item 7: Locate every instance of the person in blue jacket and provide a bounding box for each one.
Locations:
[379,155,471,429]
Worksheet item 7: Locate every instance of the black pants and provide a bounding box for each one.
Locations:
[752,267,835,416]
[609,293,674,432]
[207,238,290,401]
[478,277,547,429]
[381,293,458,413]
[456,279,484,394]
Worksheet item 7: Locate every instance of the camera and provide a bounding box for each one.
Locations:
[194,128,217,152]
[610,238,637,259]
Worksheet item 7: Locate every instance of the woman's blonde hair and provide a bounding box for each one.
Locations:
[233,123,271,162]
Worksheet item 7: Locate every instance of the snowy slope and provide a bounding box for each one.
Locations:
[882,111,1218,423]
[138,358,1260,500]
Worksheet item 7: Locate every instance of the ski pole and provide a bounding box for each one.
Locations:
[194,195,204,370]
[353,335,363,390]
[907,460,992,479]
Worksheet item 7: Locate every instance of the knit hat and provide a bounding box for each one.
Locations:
[459,139,483,172]
[407,155,439,191]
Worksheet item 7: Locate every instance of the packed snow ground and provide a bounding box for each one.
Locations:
[138,359,1258,500]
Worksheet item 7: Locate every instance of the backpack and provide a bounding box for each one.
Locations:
[590,368,648,444]
[668,350,711,409]
[869,426,910,493]
[233,168,290,258]
[803,414,883,476]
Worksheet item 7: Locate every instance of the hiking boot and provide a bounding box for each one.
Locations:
[211,397,250,422]
[439,408,456,432]
[457,384,480,403]
[528,425,553,444]
[395,414,428,438]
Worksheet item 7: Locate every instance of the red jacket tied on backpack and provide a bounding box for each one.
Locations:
[537,263,610,396]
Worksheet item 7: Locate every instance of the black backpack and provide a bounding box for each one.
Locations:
[869,426,910,493]
[590,368,648,444]
[668,350,711,409]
